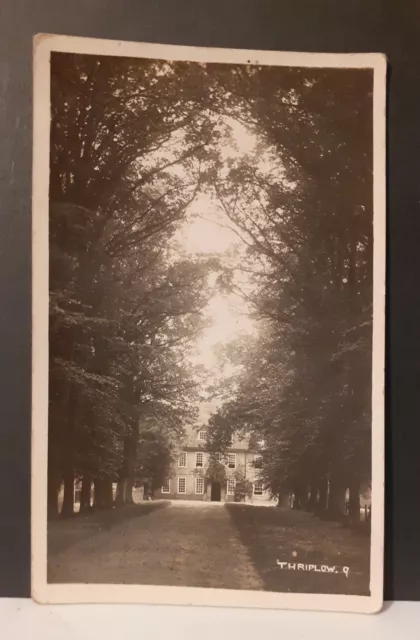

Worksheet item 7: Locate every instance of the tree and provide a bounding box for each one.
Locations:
[49,53,373,527]
[48,54,218,515]
[204,66,373,523]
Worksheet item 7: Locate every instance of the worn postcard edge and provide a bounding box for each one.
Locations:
[31,34,386,614]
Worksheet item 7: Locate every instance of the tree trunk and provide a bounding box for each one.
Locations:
[293,483,308,510]
[47,482,59,519]
[115,478,126,506]
[115,432,137,505]
[276,491,290,508]
[79,475,92,513]
[115,477,134,505]
[102,478,114,509]
[348,480,361,525]
[93,478,103,509]
[61,468,74,517]
[327,475,347,521]
[124,478,134,504]
[60,376,78,518]
[307,481,319,512]
[94,478,113,509]
[315,476,328,515]
[47,466,60,519]
[301,484,310,510]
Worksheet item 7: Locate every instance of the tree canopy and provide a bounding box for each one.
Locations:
[48,52,373,523]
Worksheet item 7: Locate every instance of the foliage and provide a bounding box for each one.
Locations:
[48,53,217,514]
[233,468,253,502]
[204,65,373,514]
[48,53,373,524]
[205,458,227,484]
[134,428,175,491]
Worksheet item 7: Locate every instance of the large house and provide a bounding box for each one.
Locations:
[153,425,275,504]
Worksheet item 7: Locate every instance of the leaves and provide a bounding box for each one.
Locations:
[48,53,373,508]
[204,66,373,497]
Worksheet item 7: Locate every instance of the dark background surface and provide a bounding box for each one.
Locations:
[0,0,418,600]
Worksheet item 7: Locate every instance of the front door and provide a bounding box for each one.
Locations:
[211,482,221,502]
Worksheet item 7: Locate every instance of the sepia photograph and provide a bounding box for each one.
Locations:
[31,36,385,613]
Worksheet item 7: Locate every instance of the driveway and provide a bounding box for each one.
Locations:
[48,502,370,595]
[48,502,264,589]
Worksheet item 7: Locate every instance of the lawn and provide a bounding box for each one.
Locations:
[226,503,370,595]
[48,501,370,596]
[48,501,263,589]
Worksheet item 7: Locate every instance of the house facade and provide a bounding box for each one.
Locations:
[153,426,274,504]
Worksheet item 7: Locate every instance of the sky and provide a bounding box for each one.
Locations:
[177,202,256,356]
[146,113,270,423]
[174,202,257,424]
[171,122,261,423]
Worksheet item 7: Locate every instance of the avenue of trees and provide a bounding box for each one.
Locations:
[48,53,218,516]
[207,66,373,523]
[48,51,373,523]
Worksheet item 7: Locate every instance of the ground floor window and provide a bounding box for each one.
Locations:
[161,478,170,494]
[195,477,204,494]
[253,481,264,496]
[177,477,186,494]
[227,478,236,495]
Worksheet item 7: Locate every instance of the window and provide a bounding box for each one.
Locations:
[161,478,170,494]
[178,452,187,467]
[227,478,236,495]
[195,452,204,468]
[177,477,186,494]
[254,456,263,469]
[195,478,204,495]
[227,453,236,469]
[214,453,222,462]
[254,481,264,496]
[198,430,207,441]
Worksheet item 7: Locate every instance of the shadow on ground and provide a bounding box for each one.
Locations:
[47,501,263,589]
[48,501,170,556]
[225,503,370,596]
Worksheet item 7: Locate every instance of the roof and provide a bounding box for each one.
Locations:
[180,423,252,452]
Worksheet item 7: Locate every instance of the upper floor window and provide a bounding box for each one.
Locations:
[214,453,222,462]
[195,452,204,468]
[253,481,264,496]
[198,430,207,441]
[178,452,187,468]
[227,453,236,469]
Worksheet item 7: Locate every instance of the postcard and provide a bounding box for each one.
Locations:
[31,34,386,613]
